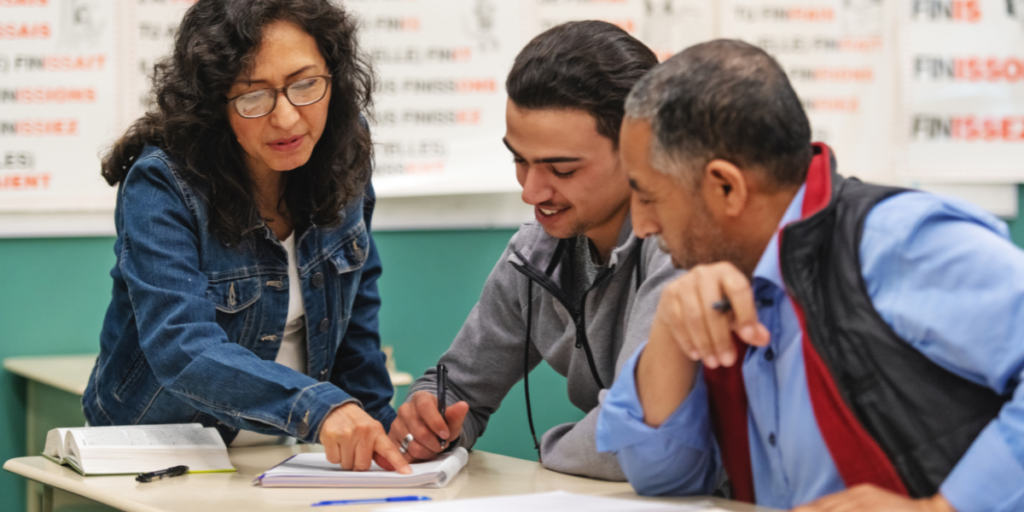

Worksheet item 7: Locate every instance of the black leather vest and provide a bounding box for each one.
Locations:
[779,168,1010,497]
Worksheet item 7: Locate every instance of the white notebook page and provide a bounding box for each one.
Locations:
[256,447,469,488]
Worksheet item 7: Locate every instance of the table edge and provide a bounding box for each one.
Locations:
[3,354,97,395]
[5,457,165,512]
[4,355,412,396]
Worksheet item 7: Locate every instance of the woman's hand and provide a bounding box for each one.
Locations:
[319,402,412,474]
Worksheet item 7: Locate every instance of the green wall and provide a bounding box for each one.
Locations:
[6,187,1024,512]
[1,237,115,512]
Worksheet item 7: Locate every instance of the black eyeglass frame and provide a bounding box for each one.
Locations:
[226,74,333,119]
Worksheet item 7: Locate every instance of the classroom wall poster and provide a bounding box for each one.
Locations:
[0,0,1021,214]
[719,0,898,182]
[0,0,122,211]
[347,0,525,197]
[131,0,194,124]
[900,0,1024,181]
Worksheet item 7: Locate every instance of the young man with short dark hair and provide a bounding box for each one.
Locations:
[387,21,678,480]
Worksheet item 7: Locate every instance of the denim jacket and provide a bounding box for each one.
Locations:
[83,145,396,444]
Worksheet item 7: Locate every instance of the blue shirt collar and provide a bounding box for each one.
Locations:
[751,183,808,293]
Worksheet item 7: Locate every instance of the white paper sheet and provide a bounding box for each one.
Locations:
[255,447,468,488]
[376,491,726,512]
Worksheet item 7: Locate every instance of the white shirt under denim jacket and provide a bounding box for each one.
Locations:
[83,144,396,445]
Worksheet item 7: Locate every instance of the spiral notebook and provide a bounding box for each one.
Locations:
[254,447,469,488]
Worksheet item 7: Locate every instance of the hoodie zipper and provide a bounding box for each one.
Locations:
[510,250,616,389]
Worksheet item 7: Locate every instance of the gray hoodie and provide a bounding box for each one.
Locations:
[408,215,680,480]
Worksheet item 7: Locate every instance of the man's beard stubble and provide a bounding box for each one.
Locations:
[659,195,740,271]
[568,219,588,239]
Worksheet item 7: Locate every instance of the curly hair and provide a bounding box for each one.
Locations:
[102,0,375,246]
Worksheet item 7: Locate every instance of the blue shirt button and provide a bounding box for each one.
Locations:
[769,433,777,446]
[765,347,775,361]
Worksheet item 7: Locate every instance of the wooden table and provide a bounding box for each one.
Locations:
[5,447,777,512]
[3,355,98,396]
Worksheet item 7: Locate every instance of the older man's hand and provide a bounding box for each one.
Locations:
[654,261,770,370]
[791,485,957,512]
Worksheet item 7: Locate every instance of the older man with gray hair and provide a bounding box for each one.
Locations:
[597,39,1024,512]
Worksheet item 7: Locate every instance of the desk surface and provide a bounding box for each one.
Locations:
[3,355,98,395]
[3,355,414,394]
[5,447,776,512]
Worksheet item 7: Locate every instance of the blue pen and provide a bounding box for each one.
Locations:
[311,496,432,507]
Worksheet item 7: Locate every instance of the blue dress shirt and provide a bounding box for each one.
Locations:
[597,185,1024,512]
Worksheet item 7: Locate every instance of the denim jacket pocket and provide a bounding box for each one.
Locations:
[330,221,369,274]
[206,276,262,347]
[112,344,151,403]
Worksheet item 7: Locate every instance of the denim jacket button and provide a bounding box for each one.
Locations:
[319,318,330,332]
[312,272,325,288]
[296,420,309,438]
[319,369,329,381]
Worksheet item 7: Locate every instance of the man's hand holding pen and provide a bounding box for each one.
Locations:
[635,261,770,429]
[654,261,770,370]
[388,366,470,464]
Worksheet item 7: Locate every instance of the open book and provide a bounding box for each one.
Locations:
[43,424,235,476]
[255,447,469,488]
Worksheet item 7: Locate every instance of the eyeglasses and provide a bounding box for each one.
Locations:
[227,75,332,119]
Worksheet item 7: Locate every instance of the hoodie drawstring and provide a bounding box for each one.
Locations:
[523,279,542,461]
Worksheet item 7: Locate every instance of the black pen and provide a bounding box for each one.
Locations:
[436,363,448,450]
[713,297,772,313]
[136,465,188,483]
[712,298,732,313]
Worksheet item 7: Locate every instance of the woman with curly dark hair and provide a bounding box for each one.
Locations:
[83,0,411,474]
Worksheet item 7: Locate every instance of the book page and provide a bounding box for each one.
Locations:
[62,426,233,476]
[42,428,69,462]
[72,427,223,448]
[44,423,204,461]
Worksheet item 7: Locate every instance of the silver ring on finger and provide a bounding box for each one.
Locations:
[399,433,414,454]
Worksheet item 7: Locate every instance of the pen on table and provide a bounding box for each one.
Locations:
[436,363,448,450]
[136,465,188,483]
[312,496,432,507]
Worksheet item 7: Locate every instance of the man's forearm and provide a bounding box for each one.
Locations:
[540,413,626,481]
[636,319,697,427]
